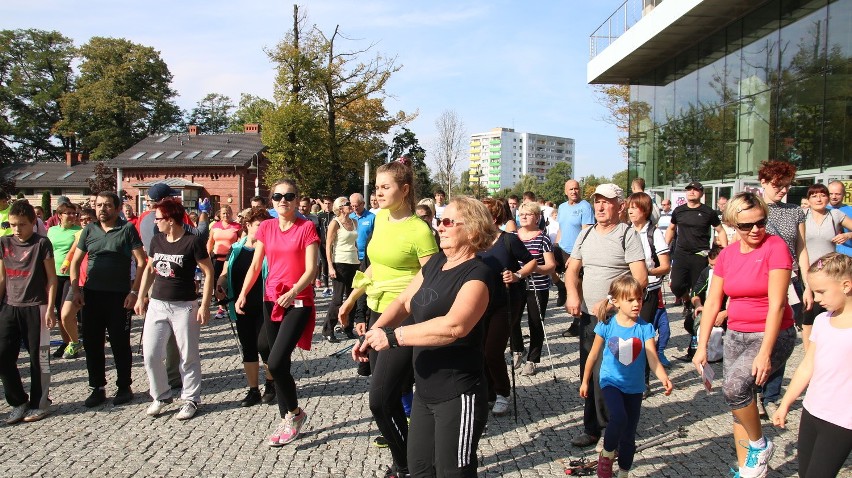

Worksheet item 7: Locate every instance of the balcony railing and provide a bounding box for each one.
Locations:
[589,0,663,59]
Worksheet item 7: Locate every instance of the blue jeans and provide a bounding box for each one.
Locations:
[601,386,643,471]
[763,277,802,405]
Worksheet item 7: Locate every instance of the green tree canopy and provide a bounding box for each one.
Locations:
[186,93,234,134]
[538,162,573,203]
[228,93,275,133]
[0,29,75,163]
[388,127,432,200]
[56,37,181,159]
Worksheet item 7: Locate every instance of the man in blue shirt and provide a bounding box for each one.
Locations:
[556,179,594,332]
[347,193,375,342]
[828,180,852,256]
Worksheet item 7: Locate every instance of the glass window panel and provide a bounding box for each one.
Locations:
[698,29,729,109]
[779,0,828,79]
[727,20,744,98]
[827,0,851,75]
[775,75,825,171]
[742,0,781,90]
[675,49,700,117]
[655,61,677,124]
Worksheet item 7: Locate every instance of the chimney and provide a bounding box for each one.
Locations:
[65,151,77,167]
[188,125,198,136]
[77,151,89,163]
[244,123,261,134]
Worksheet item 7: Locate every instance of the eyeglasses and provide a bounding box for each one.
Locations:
[153,216,167,222]
[439,217,464,227]
[769,182,791,191]
[63,212,79,216]
[341,202,351,207]
[735,218,767,231]
[271,192,297,202]
[518,213,537,217]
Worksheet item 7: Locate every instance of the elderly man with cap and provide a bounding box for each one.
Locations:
[565,183,648,449]
[665,181,728,359]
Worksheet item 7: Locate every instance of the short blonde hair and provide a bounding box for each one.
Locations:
[518,201,541,216]
[332,196,349,214]
[723,192,769,226]
[449,196,497,252]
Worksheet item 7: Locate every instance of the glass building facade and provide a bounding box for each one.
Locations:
[628,0,851,187]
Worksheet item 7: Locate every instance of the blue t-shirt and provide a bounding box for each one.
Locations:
[349,209,376,260]
[557,200,594,253]
[595,318,656,394]
[828,204,852,255]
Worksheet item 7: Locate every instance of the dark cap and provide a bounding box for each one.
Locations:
[685,181,704,191]
[148,183,180,201]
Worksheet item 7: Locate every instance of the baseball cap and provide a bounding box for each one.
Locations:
[148,183,180,201]
[685,181,704,191]
[590,183,624,201]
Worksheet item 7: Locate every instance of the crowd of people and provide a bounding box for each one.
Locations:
[0,158,851,477]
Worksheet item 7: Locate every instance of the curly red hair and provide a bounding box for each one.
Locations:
[758,160,797,183]
[154,197,185,224]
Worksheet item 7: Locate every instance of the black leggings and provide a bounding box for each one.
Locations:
[669,252,707,299]
[510,288,548,363]
[263,301,312,417]
[483,285,525,400]
[368,309,414,469]
[323,262,358,336]
[235,307,269,363]
[798,407,852,477]
[601,386,643,471]
[407,383,488,478]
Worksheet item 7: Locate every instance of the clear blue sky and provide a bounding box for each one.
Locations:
[4,0,627,179]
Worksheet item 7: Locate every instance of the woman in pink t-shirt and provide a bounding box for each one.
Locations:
[236,179,318,448]
[208,206,242,319]
[693,192,796,478]
[772,252,852,477]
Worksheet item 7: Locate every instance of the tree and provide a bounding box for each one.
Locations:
[509,174,540,198]
[611,169,629,193]
[433,109,466,200]
[263,5,412,196]
[388,127,432,200]
[538,162,573,203]
[228,93,274,133]
[454,170,474,197]
[87,161,116,194]
[40,191,51,214]
[0,29,75,163]
[56,37,181,160]
[186,93,234,133]
[580,174,611,198]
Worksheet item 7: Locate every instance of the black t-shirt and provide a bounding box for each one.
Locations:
[230,244,262,315]
[0,234,53,306]
[671,203,720,255]
[477,231,534,308]
[410,252,493,404]
[149,233,209,301]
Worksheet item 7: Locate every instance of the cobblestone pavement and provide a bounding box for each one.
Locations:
[1,289,850,477]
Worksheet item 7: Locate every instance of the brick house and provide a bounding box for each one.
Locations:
[109,124,267,214]
[0,151,97,210]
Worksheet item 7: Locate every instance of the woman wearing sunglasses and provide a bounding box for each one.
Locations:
[322,196,360,342]
[357,196,495,477]
[692,192,796,478]
[341,159,438,478]
[236,180,319,447]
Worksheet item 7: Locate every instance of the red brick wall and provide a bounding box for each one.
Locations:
[119,168,258,213]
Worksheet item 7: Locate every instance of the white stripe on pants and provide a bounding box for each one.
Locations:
[143,299,201,403]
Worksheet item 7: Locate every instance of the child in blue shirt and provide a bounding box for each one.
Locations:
[580,275,673,477]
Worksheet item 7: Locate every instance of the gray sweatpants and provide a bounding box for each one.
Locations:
[142,299,202,403]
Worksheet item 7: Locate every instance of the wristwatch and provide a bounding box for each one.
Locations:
[514,272,523,281]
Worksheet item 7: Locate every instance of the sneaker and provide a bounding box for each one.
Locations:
[323,288,333,298]
[176,401,198,420]
[334,324,343,335]
[373,435,389,448]
[214,309,227,320]
[563,319,579,338]
[658,351,671,368]
[63,341,82,359]
[597,449,616,478]
[240,388,262,407]
[512,352,524,369]
[325,334,340,344]
[146,398,173,417]
[84,388,107,408]
[268,409,308,446]
[570,433,600,448]
[556,281,567,307]
[521,361,536,376]
[22,407,51,422]
[738,438,775,478]
[5,404,28,424]
[261,381,276,405]
[113,387,134,406]
[617,470,630,478]
[52,343,67,358]
[492,395,510,416]
[383,465,411,478]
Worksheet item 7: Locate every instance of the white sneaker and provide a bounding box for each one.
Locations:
[739,438,775,478]
[521,361,536,376]
[492,395,510,416]
[23,408,51,422]
[5,404,28,424]
[146,399,173,417]
[176,401,198,420]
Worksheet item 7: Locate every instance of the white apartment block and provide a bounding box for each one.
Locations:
[468,127,575,195]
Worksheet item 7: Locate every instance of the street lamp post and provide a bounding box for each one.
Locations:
[248,154,260,197]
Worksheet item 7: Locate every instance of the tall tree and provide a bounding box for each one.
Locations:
[0,29,75,163]
[263,5,412,196]
[186,93,234,133]
[56,37,181,159]
[228,93,275,132]
[388,127,432,200]
[87,161,116,194]
[538,162,573,203]
[433,109,466,200]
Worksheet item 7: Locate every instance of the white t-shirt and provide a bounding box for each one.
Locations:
[635,222,670,291]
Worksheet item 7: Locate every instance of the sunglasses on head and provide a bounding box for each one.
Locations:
[271,192,297,202]
[438,217,463,227]
[735,217,767,231]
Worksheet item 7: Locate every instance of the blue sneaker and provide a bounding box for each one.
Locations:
[658,351,671,367]
[739,438,774,478]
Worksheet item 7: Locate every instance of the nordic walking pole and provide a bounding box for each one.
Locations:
[505,270,518,423]
[529,278,558,383]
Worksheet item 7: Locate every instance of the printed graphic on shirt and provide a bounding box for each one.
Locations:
[413,287,438,307]
[607,336,643,366]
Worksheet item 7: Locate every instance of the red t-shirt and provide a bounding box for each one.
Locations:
[714,234,794,332]
[256,218,319,306]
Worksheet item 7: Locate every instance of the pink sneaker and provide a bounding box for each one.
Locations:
[597,449,615,478]
[268,409,308,447]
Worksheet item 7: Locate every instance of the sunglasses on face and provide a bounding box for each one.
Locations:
[438,217,463,227]
[735,217,768,231]
[271,192,297,202]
